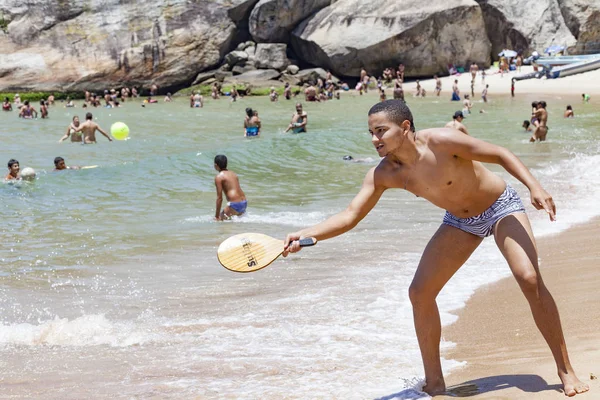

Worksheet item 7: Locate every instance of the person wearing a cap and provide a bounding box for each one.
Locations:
[445,111,469,135]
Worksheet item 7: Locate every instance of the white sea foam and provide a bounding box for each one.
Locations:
[0,314,157,347]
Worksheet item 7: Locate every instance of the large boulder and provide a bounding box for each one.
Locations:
[475,0,576,57]
[226,69,281,84]
[291,0,492,78]
[253,43,290,70]
[249,0,330,42]
[224,50,249,67]
[0,0,238,91]
[557,0,600,53]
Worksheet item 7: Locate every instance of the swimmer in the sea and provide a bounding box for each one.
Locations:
[5,159,20,181]
[53,157,81,171]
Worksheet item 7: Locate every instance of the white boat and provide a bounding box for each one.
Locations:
[546,57,600,79]
[536,54,600,68]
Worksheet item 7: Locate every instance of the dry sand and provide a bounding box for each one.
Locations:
[436,218,600,399]
[401,65,600,98]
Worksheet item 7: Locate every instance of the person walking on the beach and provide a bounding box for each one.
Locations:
[451,80,460,101]
[213,154,247,220]
[445,110,469,135]
[530,101,548,142]
[72,112,113,143]
[434,75,442,96]
[283,99,589,397]
[469,62,478,83]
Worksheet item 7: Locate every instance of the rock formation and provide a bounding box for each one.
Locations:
[557,0,600,53]
[0,0,242,91]
[291,0,492,77]
[475,0,576,57]
[0,0,599,91]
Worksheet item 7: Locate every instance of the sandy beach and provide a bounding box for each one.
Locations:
[401,65,600,98]
[436,218,600,399]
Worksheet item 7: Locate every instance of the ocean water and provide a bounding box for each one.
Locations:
[1,91,599,399]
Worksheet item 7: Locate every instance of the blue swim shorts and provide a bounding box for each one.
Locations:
[227,200,247,215]
[442,184,525,238]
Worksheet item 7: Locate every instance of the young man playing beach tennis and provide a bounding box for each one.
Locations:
[283,100,589,397]
[214,155,247,221]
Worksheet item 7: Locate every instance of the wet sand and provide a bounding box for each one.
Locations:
[439,218,600,399]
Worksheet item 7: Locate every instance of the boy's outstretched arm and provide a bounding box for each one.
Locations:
[284,167,385,255]
[438,129,556,220]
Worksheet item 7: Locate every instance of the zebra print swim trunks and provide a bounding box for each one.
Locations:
[442,184,525,238]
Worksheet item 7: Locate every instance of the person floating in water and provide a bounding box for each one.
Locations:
[285,103,308,133]
[522,120,532,132]
[213,154,247,220]
[5,159,20,181]
[244,108,261,137]
[53,157,81,171]
[283,99,589,397]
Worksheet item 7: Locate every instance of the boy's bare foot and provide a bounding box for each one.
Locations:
[423,378,446,396]
[560,371,589,397]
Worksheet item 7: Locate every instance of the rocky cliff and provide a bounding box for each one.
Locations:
[0,0,598,91]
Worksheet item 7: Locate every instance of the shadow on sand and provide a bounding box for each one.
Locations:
[377,374,562,399]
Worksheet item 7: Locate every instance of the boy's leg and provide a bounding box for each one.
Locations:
[493,213,589,396]
[409,224,483,395]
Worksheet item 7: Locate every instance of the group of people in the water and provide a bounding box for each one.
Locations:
[4,157,85,182]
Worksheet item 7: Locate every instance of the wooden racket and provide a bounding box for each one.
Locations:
[217,233,316,273]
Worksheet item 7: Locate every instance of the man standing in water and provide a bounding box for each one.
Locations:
[530,101,548,142]
[283,99,589,397]
[73,112,113,143]
[285,103,308,133]
[445,111,469,135]
[214,155,247,220]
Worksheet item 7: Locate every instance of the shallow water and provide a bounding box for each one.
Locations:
[1,92,599,399]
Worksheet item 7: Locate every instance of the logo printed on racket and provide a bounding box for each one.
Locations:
[241,238,258,268]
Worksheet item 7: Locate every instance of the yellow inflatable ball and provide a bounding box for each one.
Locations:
[111,122,130,140]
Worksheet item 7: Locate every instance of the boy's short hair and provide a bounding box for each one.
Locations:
[54,156,64,166]
[8,159,19,168]
[368,100,415,131]
[214,155,227,170]
[86,112,93,120]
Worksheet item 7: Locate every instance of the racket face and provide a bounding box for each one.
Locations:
[217,233,283,273]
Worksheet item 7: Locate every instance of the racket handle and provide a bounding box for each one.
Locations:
[297,237,317,247]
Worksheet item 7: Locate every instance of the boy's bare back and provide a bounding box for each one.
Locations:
[216,170,246,203]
